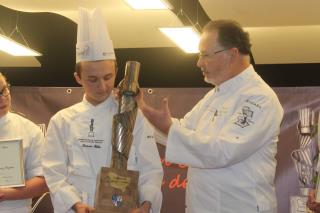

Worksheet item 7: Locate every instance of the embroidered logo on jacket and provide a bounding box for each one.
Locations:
[88,119,94,137]
[234,106,254,128]
[78,118,103,148]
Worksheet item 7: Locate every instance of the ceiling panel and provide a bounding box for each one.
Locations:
[0,0,182,48]
[1,0,320,63]
[200,0,320,63]
[247,26,320,64]
[200,0,320,27]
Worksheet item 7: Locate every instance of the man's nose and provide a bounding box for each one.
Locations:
[197,57,203,69]
[97,79,106,90]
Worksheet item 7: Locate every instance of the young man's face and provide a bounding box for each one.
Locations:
[75,60,116,105]
[0,75,11,117]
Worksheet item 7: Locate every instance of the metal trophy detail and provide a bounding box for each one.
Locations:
[94,61,140,213]
[291,108,318,213]
[298,108,316,135]
[315,114,320,202]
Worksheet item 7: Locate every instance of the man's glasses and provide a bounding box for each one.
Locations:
[0,84,10,97]
[198,48,230,59]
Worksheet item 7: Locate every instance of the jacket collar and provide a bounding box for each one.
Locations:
[82,92,116,110]
[214,64,256,95]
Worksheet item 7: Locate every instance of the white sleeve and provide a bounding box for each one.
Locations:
[134,113,163,213]
[25,123,44,179]
[42,115,81,213]
[165,95,284,169]
[154,128,167,146]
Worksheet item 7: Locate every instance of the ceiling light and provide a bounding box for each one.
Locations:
[159,27,200,53]
[125,0,171,10]
[0,51,41,67]
[0,34,41,56]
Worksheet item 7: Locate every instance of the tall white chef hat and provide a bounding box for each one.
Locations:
[76,8,115,63]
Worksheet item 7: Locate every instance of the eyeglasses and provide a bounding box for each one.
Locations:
[0,84,10,97]
[198,48,230,59]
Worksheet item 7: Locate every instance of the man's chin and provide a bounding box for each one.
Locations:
[86,94,110,105]
[203,77,215,85]
[96,95,109,102]
[0,108,9,117]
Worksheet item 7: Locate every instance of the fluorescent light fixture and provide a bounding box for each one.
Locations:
[0,51,41,67]
[159,27,200,53]
[0,34,41,56]
[125,0,171,10]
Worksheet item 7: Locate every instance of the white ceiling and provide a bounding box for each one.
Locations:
[1,0,320,64]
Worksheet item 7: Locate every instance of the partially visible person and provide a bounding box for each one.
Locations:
[0,72,48,213]
[307,189,320,212]
[41,8,163,213]
[136,20,284,213]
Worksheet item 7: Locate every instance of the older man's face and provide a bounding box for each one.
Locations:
[196,31,231,86]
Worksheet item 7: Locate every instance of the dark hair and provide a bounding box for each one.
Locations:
[202,20,251,55]
[75,60,118,78]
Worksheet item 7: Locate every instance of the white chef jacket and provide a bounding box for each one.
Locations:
[165,65,283,213]
[0,112,44,213]
[42,94,163,213]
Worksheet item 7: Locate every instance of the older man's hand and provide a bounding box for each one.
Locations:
[307,189,320,212]
[135,90,172,135]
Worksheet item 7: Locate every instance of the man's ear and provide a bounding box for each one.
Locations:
[230,47,237,55]
[228,47,239,61]
[74,72,82,86]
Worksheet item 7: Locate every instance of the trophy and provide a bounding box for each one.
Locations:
[298,108,316,135]
[315,114,320,202]
[291,108,318,213]
[94,61,140,213]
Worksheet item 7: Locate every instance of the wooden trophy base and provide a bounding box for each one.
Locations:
[94,167,139,213]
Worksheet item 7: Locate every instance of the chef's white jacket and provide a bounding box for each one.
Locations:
[0,112,44,213]
[42,95,163,213]
[165,65,284,213]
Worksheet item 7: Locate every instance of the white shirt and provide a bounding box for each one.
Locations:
[165,65,284,213]
[0,112,44,213]
[42,94,163,213]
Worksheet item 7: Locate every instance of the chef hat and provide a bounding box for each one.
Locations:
[76,8,115,63]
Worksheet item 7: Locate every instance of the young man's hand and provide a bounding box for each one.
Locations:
[72,202,95,213]
[130,201,151,213]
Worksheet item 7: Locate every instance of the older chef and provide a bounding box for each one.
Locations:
[136,20,284,213]
[41,8,163,213]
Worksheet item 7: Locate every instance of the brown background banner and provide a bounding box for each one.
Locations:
[10,87,320,213]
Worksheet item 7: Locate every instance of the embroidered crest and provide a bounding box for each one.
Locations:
[76,44,90,57]
[78,118,103,148]
[234,106,254,128]
[88,118,95,137]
